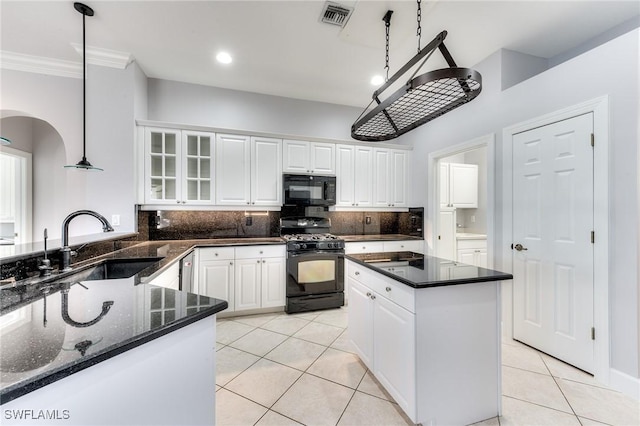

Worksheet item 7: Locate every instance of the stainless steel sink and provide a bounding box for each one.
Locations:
[72,257,164,281]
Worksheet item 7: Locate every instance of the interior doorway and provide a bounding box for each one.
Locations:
[427,134,495,269]
[0,146,32,245]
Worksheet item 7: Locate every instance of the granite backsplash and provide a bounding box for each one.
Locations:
[139,208,423,240]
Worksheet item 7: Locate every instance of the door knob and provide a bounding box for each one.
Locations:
[513,243,528,251]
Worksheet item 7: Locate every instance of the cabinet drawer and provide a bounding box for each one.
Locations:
[235,245,285,259]
[348,261,415,313]
[345,241,385,254]
[383,240,424,254]
[197,247,235,261]
[456,239,487,250]
[371,275,415,313]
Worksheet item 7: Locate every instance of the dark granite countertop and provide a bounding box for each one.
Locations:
[0,237,290,403]
[346,252,513,288]
[339,234,422,242]
[0,277,227,404]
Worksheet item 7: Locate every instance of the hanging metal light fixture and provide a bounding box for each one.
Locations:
[351,1,482,142]
[65,2,103,171]
[0,137,11,146]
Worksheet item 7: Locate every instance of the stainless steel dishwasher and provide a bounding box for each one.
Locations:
[179,251,195,292]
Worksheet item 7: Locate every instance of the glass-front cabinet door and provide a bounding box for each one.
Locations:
[183,131,215,204]
[145,128,181,204]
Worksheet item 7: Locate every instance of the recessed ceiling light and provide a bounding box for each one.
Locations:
[216,51,232,64]
[370,75,384,86]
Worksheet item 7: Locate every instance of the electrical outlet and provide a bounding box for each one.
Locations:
[246,216,253,226]
[365,216,372,225]
[471,215,476,223]
[111,215,120,226]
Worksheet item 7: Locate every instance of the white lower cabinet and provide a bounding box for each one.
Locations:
[346,259,500,425]
[194,245,285,314]
[456,238,487,267]
[347,264,416,419]
[235,245,286,312]
[196,249,235,312]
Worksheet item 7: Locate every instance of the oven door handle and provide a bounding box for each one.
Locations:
[288,251,344,258]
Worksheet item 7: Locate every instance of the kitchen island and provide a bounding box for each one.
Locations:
[0,270,227,425]
[345,252,512,426]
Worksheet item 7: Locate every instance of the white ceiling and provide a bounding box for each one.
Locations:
[1,1,638,107]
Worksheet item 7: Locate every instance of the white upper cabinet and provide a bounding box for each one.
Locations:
[372,148,408,209]
[336,144,373,207]
[283,139,335,175]
[251,137,282,206]
[440,163,478,208]
[144,127,214,205]
[215,134,251,205]
[182,131,215,204]
[216,134,282,206]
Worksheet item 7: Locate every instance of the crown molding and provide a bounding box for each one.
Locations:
[71,43,134,69]
[0,51,82,78]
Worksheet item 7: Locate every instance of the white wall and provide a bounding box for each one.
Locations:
[0,62,146,239]
[400,29,639,380]
[147,79,361,141]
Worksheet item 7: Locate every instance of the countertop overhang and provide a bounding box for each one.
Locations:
[346,252,513,288]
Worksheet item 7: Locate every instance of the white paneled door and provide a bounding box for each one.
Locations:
[512,113,594,373]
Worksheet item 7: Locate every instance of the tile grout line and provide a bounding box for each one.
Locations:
[538,354,584,424]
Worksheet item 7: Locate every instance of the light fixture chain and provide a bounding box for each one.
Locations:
[385,18,390,81]
[416,0,422,53]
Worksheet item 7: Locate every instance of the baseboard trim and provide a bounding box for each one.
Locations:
[609,368,640,401]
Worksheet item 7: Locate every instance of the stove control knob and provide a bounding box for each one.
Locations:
[301,243,307,249]
[293,243,301,250]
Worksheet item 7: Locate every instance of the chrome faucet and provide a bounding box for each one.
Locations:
[60,210,114,271]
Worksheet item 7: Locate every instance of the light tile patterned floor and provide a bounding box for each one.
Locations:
[216,307,640,426]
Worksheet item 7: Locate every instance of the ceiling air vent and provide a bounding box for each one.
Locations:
[320,2,353,27]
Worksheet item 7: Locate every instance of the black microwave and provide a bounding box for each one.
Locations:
[283,174,336,206]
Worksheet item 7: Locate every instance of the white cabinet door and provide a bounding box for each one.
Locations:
[457,249,477,266]
[437,208,457,260]
[440,163,478,208]
[336,145,355,206]
[336,145,373,207]
[215,134,251,205]
[440,163,450,208]
[283,140,335,175]
[373,295,416,417]
[182,131,215,204]
[372,148,391,207]
[283,140,310,173]
[347,277,374,368]
[235,258,261,311]
[450,163,478,208]
[144,128,182,204]
[390,150,408,207]
[198,259,234,311]
[251,136,282,206]
[261,257,286,308]
[372,148,408,208]
[354,146,373,207]
[310,142,335,175]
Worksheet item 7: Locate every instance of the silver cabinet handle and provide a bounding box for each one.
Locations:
[370,294,376,300]
[385,287,391,292]
[262,260,266,263]
[514,243,528,251]
[215,253,218,256]
[355,271,360,276]
[230,262,233,265]
[257,260,261,263]
[366,292,372,297]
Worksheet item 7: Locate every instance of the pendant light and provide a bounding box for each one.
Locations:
[351,0,482,142]
[0,137,11,146]
[65,2,103,171]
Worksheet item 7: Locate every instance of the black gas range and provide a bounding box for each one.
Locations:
[280,217,345,314]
